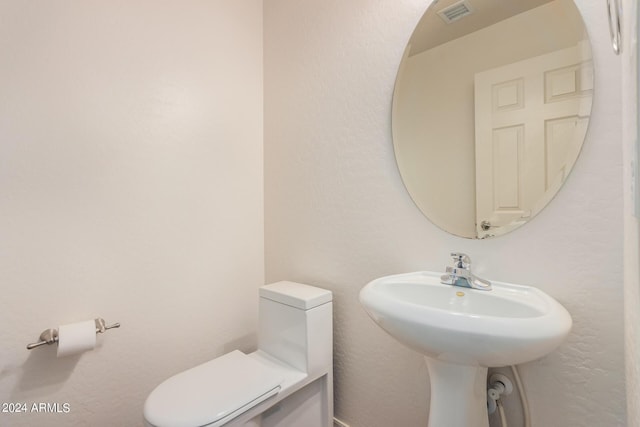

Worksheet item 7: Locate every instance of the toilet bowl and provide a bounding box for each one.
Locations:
[144,281,333,427]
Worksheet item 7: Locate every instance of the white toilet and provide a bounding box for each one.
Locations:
[144,281,333,427]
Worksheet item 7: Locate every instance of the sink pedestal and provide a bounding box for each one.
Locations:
[360,271,572,426]
[425,358,489,427]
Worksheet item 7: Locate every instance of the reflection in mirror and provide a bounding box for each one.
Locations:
[392,0,593,239]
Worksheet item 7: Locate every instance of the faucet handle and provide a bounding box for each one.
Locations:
[450,252,471,268]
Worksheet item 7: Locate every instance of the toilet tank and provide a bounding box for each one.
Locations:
[258,281,332,376]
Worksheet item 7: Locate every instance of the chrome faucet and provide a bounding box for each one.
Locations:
[440,252,492,291]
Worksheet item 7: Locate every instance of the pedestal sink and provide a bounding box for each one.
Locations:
[359,271,571,427]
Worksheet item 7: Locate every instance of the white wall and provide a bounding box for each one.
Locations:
[0,1,263,426]
[622,0,640,425]
[265,1,626,426]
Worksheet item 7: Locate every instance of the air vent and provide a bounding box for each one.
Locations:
[437,0,474,24]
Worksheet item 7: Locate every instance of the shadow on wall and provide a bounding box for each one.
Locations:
[223,333,258,355]
[3,347,82,399]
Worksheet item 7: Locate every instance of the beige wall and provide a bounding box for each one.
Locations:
[0,1,629,427]
[265,1,625,426]
[0,1,263,426]
[622,0,640,425]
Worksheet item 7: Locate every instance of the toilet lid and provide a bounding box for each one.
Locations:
[144,350,283,427]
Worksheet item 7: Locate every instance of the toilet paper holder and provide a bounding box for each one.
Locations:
[26,318,120,350]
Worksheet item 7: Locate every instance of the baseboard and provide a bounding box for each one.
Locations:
[333,417,350,427]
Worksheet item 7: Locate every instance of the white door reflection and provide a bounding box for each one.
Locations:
[474,43,593,238]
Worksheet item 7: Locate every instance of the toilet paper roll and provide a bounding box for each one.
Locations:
[56,320,96,357]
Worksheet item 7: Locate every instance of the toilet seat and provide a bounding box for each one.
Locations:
[144,350,284,427]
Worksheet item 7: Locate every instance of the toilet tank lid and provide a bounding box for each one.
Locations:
[143,350,283,427]
[260,281,332,310]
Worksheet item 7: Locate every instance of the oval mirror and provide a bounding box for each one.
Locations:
[392,0,593,239]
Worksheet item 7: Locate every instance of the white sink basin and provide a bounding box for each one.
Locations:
[360,272,571,427]
[360,271,572,427]
[359,271,571,366]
